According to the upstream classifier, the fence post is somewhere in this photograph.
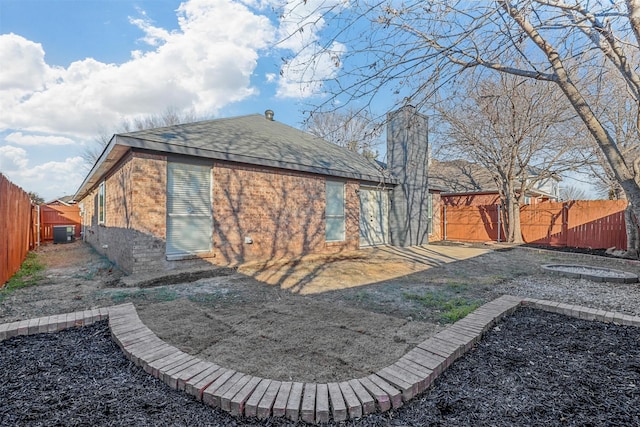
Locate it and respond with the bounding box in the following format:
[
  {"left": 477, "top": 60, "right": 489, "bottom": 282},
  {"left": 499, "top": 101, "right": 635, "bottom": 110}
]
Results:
[
  {"left": 36, "top": 204, "right": 41, "bottom": 247},
  {"left": 443, "top": 205, "right": 447, "bottom": 241},
  {"left": 497, "top": 204, "right": 501, "bottom": 243}
]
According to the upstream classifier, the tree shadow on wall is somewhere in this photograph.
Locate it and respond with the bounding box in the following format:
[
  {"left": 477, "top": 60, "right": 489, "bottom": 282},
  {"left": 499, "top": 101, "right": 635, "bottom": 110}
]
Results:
[{"left": 213, "top": 167, "right": 361, "bottom": 293}]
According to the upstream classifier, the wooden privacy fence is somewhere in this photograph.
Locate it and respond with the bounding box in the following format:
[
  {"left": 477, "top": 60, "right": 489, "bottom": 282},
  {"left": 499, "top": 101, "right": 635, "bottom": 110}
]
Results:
[
  {"left": 0, "top": 174, "right": 36, "bottom": 287},
  {"left": 442, "top": 200, "right": 629, "bottom": 249},
  {"left": 40, "top": 204, "right": 81, "bottom": 242}
]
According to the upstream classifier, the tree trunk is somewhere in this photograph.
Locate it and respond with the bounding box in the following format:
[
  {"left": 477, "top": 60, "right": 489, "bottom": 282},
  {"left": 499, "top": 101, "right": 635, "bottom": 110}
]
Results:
[
  {"left": 510, "top": 201, "right": 523, "bottom": 244},
  {"left": 625, "top": 204, "right": 640, "bottom": 257},
  {"left": 507, "top": 197, "right": 515, "bottom": 242},
  {"left": 502, "top": 193, "right": 523, "bottom": 243},
  {"left": 502, "top": 1, "right": 640, "bottom": 251}
]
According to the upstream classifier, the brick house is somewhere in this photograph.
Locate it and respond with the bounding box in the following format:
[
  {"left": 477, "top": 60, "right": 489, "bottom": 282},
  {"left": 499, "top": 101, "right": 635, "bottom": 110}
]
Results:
[{"left": 74, "top": 107, "right": 432, "bottom": 274}]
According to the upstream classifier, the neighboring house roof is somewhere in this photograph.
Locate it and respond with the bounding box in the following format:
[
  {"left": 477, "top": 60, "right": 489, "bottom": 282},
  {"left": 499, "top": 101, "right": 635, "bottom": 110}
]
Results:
[
  {"left": 429, "top": 159, "right": 497, "bottom": 193},
  {"left": 430, "top": 160, "right": 562, "bottom": 192},
  {"left": 431, "top": 159, "right": 562, "bottom": 203},
  {"left": 45, "top": 196, "right": 75, "bottom": 206},
  {"left": 75, "top": 114, "right": 394, "bottom": 200}
]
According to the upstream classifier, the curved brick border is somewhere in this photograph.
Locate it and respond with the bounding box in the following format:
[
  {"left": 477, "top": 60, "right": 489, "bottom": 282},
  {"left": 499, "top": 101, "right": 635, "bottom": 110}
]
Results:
[
  {"left": 0, "top": 307, "right": 110, "bottom": 339},
  {"left": 109, "top": 295, "right": 526, "bottom": 423},
  {"left": 3, "top": 295, "right": 640, "bottom": 424},
  {"left": 541, "top": 264, "right": 639, "bottom": 283},
  {"left": 521, "top": 297, "right": 640, "bottom": 325}
]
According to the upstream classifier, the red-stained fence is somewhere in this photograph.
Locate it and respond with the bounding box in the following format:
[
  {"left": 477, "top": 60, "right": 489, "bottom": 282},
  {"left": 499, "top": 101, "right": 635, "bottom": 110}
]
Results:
[
  {"left": 40, "top": 204, "right": 81, "bottom": 242},
  {"left": 0, "top": 174, "right": 36, "bottom": 287},
  {"left": 442, "top": 200, "right": 629, "bottom": 249}
]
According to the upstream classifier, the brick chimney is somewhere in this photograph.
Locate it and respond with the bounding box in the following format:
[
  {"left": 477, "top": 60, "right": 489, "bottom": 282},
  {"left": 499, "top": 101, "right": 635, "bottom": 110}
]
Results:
[{"left": 387, "top": 105, "right": 430, "bottom": 247}]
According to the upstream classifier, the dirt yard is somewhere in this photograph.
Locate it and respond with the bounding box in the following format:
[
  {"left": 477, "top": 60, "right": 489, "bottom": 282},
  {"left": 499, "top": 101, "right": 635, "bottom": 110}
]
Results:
[{"left": 2, "top": 240, "right": 640, "bottom": 383}]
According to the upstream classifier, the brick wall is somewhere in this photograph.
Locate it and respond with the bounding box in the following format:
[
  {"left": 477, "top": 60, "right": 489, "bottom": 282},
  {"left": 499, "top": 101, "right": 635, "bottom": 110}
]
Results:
[
  {"left": 80, "top": 152, "right": 361, "bottom": 274},
  {"left": 81, "top": 151, "right": 177, "bottom": 274},
  {"left": 130, "top": 152, "right": 167, "bottom": 238},
  {"left": 212, "top": 162, "right": 359, "bottom": 264},
  {"left": 81, "top": 152, "right": 137, "bottom": 273}
]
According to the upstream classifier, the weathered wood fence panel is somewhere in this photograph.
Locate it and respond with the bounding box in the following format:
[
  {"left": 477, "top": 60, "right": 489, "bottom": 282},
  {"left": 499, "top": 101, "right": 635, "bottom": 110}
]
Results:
[
  {"left": 442, "top": 200, "right": 629, "bottom": 249},
  {"left": 565, "top": 201, "right": 627, "bottom": 249},
  {"left": 0, "top": 174, "right": 35, "bottom": 287},
  {"left": 40, "top": 204, "right": 81, "bottom": 242},
  {"left": 442, "top": 205, "right": 504, "bottom": 242},
  {"left": 520, "top": 202, "right": 567, "bottom": 246}
]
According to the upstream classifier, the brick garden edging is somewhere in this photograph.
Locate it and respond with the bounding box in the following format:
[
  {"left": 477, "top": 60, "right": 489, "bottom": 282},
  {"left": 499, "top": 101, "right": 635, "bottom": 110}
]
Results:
[
  {"left": 0, "top": 307, "right": 110, "bottom": 340},
  {"left": 3, "top": 295, "right": 640, "bottom": 424}
]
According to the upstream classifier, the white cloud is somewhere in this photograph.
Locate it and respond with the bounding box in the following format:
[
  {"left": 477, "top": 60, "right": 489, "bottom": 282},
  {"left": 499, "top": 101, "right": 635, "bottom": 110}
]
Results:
[
  {"left": 0, "top": 0, "right": 295, "bottom": 200},
  {"left": 0, "top": 152, "right": 85, "bottom": 200},
  {"left": 0, "top": 33, "right": 58, "bottom": 92},
  {"left": 237, "top": 0, "right": 282, "bottom": 9},
  {"left": 0, "top": 146, "right": 28, "bottom": 171},
  {"left": 274, "top": 0, "right": 347, "bottom": 99},
  {"left": 276, "top": 40, "right": 345, "bottom": 98},
  {"left": 0, "top": 0, "right": 277, "bottom": 139},
  {"left": 129, "top": 16, "right": 173, "bottom": 47},
  {"left": 6, "top": 132, "right": 75, "bottom": 146}
]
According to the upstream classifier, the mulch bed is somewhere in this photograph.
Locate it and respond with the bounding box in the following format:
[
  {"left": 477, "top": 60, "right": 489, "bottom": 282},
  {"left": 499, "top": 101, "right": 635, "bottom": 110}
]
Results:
[{"left": 1, "top": 308, "right": 639, "bottom": 426}]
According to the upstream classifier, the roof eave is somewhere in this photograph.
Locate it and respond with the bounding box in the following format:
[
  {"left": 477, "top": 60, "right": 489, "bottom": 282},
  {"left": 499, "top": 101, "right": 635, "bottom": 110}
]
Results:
[
  {"left": 73, "top": 135, "right": 130, "bottom": 201},
  {"left": 74, "top": 134, "right": 396, "bottom": 201},
  {"left": 115, "top": 135, "right": 397, "bottom": 185}
]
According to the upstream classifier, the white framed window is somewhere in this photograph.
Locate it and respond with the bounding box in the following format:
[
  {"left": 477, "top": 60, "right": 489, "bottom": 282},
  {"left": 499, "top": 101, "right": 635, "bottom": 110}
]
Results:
[
  {"left": 98, "top": 181, "right": 105, "bottom": 225},
  {"left": 326, "top": 180, "right": 345, "bottom": 242},
  {"left": 166, "top": 162, "right": 213, "bottom": 258}
]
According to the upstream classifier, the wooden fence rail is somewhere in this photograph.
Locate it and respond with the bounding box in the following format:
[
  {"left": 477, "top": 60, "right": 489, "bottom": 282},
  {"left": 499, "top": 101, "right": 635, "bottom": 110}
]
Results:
[
  {"left": 442, "top": 200, "right": 629, "bottom": 249},
  {"left": 0, "top": 174, "right": 35, "bottom": 287}
]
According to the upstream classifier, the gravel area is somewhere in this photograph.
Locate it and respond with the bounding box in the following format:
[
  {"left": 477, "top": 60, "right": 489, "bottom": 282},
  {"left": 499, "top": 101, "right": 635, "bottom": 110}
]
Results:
[
  {"left": 495, "top": 274, "right": 640, "bottom": 316},
  {"left": 2, "top": 307, "right": 639, "bottom": 426},
  {"left": 544, "top": 264, "right": 632, "bottom": 278}
]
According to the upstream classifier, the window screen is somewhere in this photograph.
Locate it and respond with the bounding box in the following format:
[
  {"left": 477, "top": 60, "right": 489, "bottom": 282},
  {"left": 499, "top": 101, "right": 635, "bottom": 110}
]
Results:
[
  {"left": 98, "top": 182, "right": 105, "bottom": 225},
  {"left": 166, "top": 162, "right": 212, "bottom": 256},
  {"left": 326, "top": 180, "right": 345, "bottom": 241}
]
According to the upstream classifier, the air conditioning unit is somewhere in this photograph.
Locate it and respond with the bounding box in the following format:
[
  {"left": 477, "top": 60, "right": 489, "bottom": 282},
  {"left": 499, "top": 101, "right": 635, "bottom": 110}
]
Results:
[{"left": 53, "top": 225, "right": 75, "bottom": 244}]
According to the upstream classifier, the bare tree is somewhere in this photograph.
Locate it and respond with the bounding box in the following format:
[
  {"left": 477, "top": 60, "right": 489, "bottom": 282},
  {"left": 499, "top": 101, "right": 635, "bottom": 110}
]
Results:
[
  {"left": 282, "top": 0, "right": 640, "bottom": 255},
  {"left": 27, "top": 191, "right": 44, "bottom": 205},
  {"left": 305, "top": 108, "right": 382, "bottom": 160},
  {"left": 559, "top": 186, "right": 588, "bottom": 201},
  {"left": 83, "top": 107, "right": 202, "bottom": 167},
  {"left": 438, "top": 73, "right": 589, "bottom": 242}
]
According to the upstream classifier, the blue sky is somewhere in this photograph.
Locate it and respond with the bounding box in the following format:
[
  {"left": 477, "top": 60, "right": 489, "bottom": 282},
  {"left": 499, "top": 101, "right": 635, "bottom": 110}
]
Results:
[
  {"left": 0, "top": 0, "right": 347, "bottom": 200},
  {"left": 0, "top": 0, "right": 600, "bottom": 200}
]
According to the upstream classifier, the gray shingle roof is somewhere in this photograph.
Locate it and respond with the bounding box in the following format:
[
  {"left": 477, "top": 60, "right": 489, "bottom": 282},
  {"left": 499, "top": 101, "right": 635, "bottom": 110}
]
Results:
[
  {"left": 75, "top": 114, "right": 393, "bottom": 200},
  {"left": 429, "top": 159, "right": 497, "bottom": 193}
]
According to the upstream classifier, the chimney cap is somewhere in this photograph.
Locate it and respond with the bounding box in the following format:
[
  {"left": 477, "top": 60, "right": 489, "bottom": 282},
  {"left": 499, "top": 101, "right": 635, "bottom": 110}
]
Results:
[{"left": 264, "top": 109, "right": 275, "bottom": 121}]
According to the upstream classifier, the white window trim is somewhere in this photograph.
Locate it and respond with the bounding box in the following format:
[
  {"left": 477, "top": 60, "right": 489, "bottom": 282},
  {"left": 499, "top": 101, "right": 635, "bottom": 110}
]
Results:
[
  {"left": 98, "top": 181, "right": 105, "bottom": 225},
  {"left": 165, "top": 162, "right": 213, "bottom": 257},
  {"left": 326, "top": 180, "right": 346, "bottom": 242}
]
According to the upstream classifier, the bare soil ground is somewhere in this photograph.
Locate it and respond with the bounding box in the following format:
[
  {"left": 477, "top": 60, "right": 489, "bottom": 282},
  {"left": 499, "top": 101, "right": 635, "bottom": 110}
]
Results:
[
  {"left": 2, "top": 240, "right": 640, "bottom": 383},
  {"left": 3, "top": 308, "right": 638, "bottom": 426}
]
